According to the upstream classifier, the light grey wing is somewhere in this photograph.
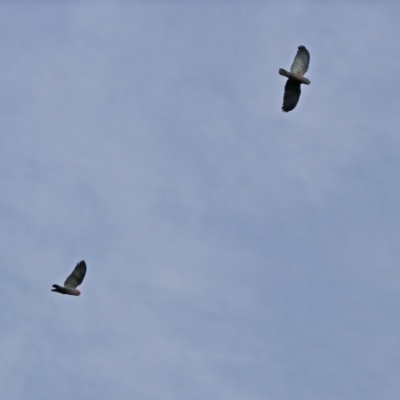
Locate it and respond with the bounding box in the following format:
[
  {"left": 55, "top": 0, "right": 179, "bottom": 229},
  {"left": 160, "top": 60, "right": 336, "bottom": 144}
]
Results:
[
  {"left": 282, "top": 79, "right": 301, "bottom": 112},
  {"left": 64, "top": 260, "right": 87, "bottom": 289},
  {"left": 290, "top": 45, "right": 310, "bottom": 76}
]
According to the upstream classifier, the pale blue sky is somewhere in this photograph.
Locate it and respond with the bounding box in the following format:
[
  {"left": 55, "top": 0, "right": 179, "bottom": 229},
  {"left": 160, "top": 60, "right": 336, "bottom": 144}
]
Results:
[{"left": 1, "top": 2, "right": 400, "bottom": 400}]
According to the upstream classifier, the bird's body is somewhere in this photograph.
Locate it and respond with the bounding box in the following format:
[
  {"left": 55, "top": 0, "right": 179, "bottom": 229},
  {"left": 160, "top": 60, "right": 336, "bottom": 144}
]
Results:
[
  {"left": 279, "top": 45, "right": 310, "bottom": 112},
  {"left": 52, "top": 260, "right": 87, "bottom": 296}
]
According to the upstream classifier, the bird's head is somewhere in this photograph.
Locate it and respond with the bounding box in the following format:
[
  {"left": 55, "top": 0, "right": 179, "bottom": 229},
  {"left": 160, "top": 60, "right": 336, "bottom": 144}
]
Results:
[
  {"left": 303, "top": 78, "right": 311, "bottom": 85},
  {"left": 75, "top": 290, "right": 81, "bottom": 296}
]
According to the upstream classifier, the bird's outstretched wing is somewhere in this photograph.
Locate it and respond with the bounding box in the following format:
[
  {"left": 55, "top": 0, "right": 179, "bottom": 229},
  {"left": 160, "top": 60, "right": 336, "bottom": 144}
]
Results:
[
  {"left": 282, "top": 79, "right": 301, "bottom": 112},
  {"left": 64, "top": 260, "right": 87, "bottom": 289},
  {"left": 290, "top": 45, "right": 310, "bottom": 76}
]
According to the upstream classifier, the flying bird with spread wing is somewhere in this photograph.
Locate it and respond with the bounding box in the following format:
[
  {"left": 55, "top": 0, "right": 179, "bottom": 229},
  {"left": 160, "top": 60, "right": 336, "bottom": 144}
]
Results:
[
  {"left": 52, "top": 260, "right": 87, "bottom": 296},
  {"left": 279, "top": 45, "right": 310, "bottom": 112}
]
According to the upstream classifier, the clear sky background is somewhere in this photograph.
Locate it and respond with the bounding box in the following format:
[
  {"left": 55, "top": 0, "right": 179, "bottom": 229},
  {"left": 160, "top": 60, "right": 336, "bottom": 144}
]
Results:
[{"left": 1, "top": 2, "right": 400, "bottom": 400}]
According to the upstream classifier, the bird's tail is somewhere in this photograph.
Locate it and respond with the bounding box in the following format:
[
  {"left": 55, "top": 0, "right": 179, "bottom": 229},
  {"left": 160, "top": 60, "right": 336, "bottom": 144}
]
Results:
[
  {"left": 279, "top": 68, "right": 291, "bottom": 78},
  {"left": 51, "top": 284, "right": 62, "bottom": 292}
]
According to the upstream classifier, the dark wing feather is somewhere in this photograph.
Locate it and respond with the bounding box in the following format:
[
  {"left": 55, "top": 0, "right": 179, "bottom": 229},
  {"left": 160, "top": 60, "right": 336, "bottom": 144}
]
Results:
[
  {"left": 64, "top": 260, "right": 87, "bottom": 289},
  {"left": 282, "top": 79, "right": 301, "bottom": 112},
  {"left": 290, "top": 45, "right": 310, "bottom": 76}
]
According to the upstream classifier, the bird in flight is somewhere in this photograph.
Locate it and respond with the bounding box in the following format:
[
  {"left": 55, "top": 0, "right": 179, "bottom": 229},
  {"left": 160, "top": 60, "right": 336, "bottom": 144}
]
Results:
[
  {"left": 52, "top": 260, "right": 87, "bottom": 296},
  {"left": 279, "top": 45, "right": 310, "bottom": 112}
]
